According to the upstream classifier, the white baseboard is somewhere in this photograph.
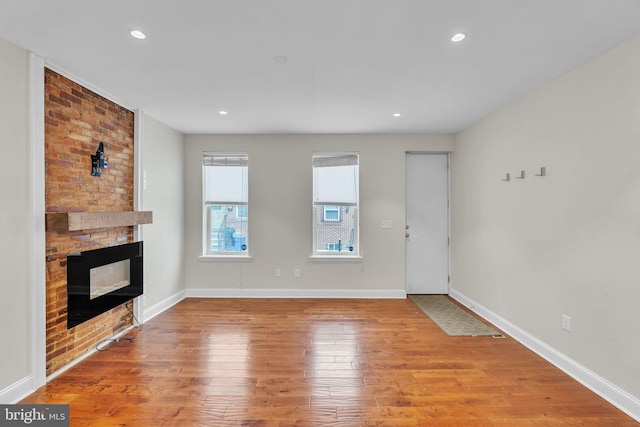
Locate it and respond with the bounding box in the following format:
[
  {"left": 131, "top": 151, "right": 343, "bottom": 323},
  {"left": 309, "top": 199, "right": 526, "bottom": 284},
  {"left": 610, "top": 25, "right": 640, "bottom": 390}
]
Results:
[
  {"left": 142, "top": 289, "right": 186, "bottom": 323},
  {"left": 185, "top": 288, "right": 406, "bottom": 299},
  {"left": 1, "top": 375, "right": 33, "bottom": 404},
  {"left": 449, "top": 288, "right": 640, "bottom": 423}
]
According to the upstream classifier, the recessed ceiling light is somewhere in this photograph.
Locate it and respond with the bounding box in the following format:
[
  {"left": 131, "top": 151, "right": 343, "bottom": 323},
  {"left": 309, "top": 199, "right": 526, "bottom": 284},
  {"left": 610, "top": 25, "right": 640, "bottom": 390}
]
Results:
[
  {"left": 219, "top": 111, "right": 228, "bottom": 115},
  {"left": 273, "top": 56, "right": 288, "bottom": 65},
  {"left": 451, "top": 33, "right": 466, "bottom": 42},
  {"left": 130, "top": 30, "right": 146, "bottom": 40},
  {"left": 393, "top": 113, "right": 402, "bottom": 117}
]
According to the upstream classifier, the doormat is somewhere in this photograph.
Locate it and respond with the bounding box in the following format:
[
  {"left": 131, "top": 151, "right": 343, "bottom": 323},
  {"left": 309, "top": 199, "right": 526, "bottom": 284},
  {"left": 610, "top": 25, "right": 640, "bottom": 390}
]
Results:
[{"left": 409, "top": 294, "right": 502, "bottom": 337}]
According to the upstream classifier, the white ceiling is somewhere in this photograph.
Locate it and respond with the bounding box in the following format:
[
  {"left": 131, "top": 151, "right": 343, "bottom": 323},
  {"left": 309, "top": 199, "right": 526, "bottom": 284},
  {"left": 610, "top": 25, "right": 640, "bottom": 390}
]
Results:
[{"left": 1, "top": 0, "right": 640, "bottom": 134}]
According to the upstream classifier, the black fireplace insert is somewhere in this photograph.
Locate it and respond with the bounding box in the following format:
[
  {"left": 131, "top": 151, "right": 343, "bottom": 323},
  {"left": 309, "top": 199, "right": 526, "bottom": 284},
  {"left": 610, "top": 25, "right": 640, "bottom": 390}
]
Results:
[{"left": 67, "top": 241, "right": 143, "bottom": 328}]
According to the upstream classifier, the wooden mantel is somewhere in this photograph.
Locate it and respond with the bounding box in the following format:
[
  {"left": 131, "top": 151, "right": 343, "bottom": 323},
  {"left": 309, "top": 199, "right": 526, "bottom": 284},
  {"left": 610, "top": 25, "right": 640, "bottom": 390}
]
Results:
[{"left": 46, "top": 211, "right": 153, "bottom": 232}]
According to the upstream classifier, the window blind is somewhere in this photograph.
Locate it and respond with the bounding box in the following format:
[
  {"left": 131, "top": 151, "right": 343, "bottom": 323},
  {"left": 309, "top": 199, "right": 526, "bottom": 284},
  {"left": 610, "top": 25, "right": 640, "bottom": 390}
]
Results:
[
  {"left": 203, "top": 153, "right": 248, "bottom": 203},
  {"left": 313, "top": 153, "right": 358, "bottom": 205}
]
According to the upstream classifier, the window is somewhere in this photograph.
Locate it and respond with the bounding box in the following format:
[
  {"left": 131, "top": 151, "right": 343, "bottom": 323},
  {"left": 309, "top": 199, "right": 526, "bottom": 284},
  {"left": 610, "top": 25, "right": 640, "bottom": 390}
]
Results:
[
  {"left": 202, "top": 153, "right": 249, "bottom": 255},
  {"left": 312, "top": 153, "right": 359, "bottom": 256},
  {"left": 323, "top": 206, "right": 341, "bottom": 222},
  {"left": 236, "top": 205, "right": 248, "bottom": 221}
]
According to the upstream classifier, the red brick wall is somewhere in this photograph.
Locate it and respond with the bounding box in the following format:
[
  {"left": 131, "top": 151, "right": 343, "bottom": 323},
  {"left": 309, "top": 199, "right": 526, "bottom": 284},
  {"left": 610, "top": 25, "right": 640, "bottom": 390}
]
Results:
[{"left": 45, "top": 68, "right": 135, "bottom": 375}]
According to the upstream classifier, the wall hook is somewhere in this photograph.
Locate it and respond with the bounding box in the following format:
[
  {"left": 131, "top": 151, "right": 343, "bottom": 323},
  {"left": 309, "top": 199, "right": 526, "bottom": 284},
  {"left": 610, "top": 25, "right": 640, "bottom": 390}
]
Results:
[
  {"left": 535, "top": 166, "right": 546, "bottom": 177},
  {"left": 502, "top": 173, "right": 511, "bottom": 182},
  {"left": 516, "top": 170, "right": 526, "bottom": 179}
]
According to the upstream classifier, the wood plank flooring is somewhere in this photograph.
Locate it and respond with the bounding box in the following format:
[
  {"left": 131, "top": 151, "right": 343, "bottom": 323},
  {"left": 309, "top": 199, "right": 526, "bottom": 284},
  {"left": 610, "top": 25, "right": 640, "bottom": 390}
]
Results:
[{"left": 21, "top": 298, "right": 638, "bottom": 426}]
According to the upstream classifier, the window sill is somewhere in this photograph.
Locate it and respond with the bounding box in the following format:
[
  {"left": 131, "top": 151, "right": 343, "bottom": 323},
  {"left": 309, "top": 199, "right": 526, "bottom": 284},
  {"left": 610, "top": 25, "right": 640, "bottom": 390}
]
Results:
[
  {"left": 309, "top": 255, "right": 363, "bottom": 262},
  {"left": 198, "top": 255, "right": 252, "bottom": 262}
]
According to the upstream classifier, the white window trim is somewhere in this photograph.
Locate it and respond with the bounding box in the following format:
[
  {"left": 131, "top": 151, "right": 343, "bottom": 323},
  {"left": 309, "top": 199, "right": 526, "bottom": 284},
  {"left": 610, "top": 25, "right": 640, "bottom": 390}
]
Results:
[
  {"left": 312, "top": 152, "right": 360, "bottom": 258},
  {"left": 202, "top": 152, "right": 249, "bottom": 257},
  {"left": 309, "top": 254, "right": 363, "bottom": 262},
  {"left": 198, "top": 255, "right": 252, "bottom": 262}
]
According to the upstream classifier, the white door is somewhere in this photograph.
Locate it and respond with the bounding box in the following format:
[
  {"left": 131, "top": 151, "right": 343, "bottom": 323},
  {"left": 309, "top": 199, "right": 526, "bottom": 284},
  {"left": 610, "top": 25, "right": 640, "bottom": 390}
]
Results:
[{"left": 406, "top": 153, "right": 449, "bottom": 294}]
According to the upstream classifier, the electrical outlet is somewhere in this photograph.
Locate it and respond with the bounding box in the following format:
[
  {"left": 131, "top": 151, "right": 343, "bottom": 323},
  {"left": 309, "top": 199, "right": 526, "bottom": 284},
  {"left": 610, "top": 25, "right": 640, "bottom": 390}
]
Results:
[
  {"left": 294, "top": 269, "right": 301, "bottom": 277},
  {"left": 275, "top": 268, "right": 281, "bottom": 277},
  {"left": 562, "top": 314, "right": 571, "bottom": 332}
]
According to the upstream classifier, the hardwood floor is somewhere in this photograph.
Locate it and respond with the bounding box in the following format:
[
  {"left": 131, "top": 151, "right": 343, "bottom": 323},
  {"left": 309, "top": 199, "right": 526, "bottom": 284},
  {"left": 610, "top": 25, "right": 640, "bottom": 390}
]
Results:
[{"left": 21, "top": 298, "right": 638, "bottom": 426}]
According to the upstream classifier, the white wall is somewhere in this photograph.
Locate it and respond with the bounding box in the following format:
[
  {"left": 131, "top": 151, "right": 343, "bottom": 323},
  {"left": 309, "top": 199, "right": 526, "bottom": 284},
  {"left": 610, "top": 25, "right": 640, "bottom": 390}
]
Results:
[
  {"left": 451, "top": 34, "right": 640, "bottom": 399},
  {"left": 184, "top": 134, "right": 453, "bottom": 295},
  {"left": 0, "top": 36, "right": 188, "bottom": 399},
  {"left": 141, "top": 115, "right": 185, "bottom": 311},
  {"left": 0, "top": 38, "right": 32, "bottom": 396}
]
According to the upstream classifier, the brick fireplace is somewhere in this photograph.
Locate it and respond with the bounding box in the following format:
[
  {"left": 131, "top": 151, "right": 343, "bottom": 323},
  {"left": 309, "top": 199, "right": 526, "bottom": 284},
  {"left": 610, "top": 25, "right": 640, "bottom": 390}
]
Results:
[{"left": 45, "top": 68, "right": 135, "bottom": 375}]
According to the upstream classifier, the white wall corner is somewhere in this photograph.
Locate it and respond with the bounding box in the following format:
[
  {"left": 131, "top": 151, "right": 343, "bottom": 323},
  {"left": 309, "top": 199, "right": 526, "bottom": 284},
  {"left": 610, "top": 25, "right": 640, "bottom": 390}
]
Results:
[
  {"left": 133, "top": 109, "right": 144, "bottom": 324},
  {"left": 29, "top": 52, "right": 47, "bottom": 391},
  {"left": 449, "top": 288, "right": 640, "bottom": 423},
  {"left": 142, "top": 289, "right": 187, "bottom": 323}
]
